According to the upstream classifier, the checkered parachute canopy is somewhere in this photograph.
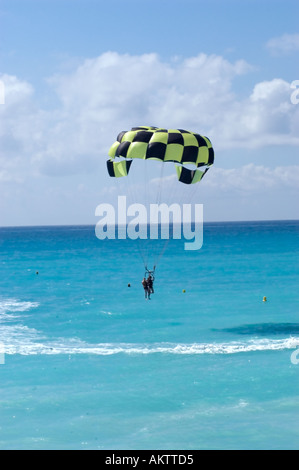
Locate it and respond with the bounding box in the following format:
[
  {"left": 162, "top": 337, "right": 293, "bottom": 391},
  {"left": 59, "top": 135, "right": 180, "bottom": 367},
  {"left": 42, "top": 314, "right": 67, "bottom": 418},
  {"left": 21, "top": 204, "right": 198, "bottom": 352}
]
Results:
[{"left": 107, "top": 126, "right": 214, "bottom": 184}]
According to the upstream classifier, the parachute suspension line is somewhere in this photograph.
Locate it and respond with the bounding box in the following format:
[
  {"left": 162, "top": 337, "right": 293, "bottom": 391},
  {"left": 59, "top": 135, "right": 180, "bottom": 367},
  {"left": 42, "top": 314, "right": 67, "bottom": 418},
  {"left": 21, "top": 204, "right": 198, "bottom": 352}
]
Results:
[
  {"left": 137, "top": 158, "right": 152, "bottom": 270},
  {"left": 123, "top": 161, "right": 148, "bottom": 269},
  {"left": 143, "top": 157, "right": 150, "bottom": 269},
  {"left": 150, "top": 160, "right": 166, "bottom": 270},
  {"left": 183, "top": 172, "right": 204, "bottom": 229},
  {"left": 152, "top": 162, "right": 178, "bottom": 270},
  {"left": 153, "top": 161, "right": 179, "bottom": 270},
  {"left": 156, "top": 159, "right": 166, "bottom": 206},
  {"left": 153, "top": 163, "right": 200, "bottom": 269},
  {"left": 145, "top": 265, "right": 156, "bottom": 280},
  {"left": 106, "top": 126, "right": 215, "bottom": 274},
  {"left": 187, "top": 171, "right": 202, "bottom": 205},
  {"left": 154, "top": 237, "right": 170, "bottom": 269},
  {"left": 116, "top": 168, "right": 147, "bottom": 274}
]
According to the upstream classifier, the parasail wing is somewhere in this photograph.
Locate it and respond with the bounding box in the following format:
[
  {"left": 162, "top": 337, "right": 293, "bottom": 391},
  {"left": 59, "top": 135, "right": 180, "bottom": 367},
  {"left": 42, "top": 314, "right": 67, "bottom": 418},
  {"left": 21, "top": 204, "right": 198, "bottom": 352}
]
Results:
[{"left": 107, "top": 126, "right": 214, "bottom": 184}]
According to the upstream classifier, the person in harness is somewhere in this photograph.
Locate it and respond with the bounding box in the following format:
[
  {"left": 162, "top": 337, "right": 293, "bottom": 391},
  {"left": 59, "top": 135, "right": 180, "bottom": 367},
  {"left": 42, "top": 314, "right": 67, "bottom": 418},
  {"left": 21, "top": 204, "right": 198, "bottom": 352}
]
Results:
[
  {"left": 142, "top": 267, "right": 155, "bottom": 300},
  {"left": 147, "top": 274, "right": 154, "bottom": 295},
  {"left": 142, "top": 277, "right": 150, "bottom": 300}
]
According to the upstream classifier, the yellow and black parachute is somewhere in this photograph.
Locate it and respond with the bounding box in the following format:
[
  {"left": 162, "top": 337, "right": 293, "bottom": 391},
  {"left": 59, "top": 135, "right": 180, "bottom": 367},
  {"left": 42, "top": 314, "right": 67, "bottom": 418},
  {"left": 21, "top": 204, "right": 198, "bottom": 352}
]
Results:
[{"left": 107, "top": 126, "right": 214, "bottom": 184}]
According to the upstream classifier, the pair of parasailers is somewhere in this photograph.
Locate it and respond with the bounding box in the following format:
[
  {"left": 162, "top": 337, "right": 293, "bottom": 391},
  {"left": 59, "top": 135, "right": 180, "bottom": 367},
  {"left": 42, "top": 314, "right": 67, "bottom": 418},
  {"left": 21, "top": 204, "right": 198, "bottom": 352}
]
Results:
[{"left": 142, "top": 274, "right": 154, "bottom": 300}]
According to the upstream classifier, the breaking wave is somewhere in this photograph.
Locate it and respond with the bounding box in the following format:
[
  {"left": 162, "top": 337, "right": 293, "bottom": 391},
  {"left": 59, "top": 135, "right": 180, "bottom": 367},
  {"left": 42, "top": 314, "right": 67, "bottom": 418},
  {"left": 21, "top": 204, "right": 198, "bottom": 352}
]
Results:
[
  {"left": 0, "top": 298, "right": 39, "bottom": 319},
  {"left": 2, "top": 337, "right": 299, "bottom": 357},
  {"left": 1, "top": 298, "right": 299, "bottom": 357}
]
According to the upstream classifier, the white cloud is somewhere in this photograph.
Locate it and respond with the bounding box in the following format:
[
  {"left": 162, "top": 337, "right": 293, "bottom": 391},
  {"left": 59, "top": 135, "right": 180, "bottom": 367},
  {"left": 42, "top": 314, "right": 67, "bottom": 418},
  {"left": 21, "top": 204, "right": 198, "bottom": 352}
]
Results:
[
  {"left": 266, "top": 33, "right": 299, "bottom": 55},
  {"left": 41, "top": 51, "right": 255, "bottom": 172},
  {"left": 0, "top": 74, "right": 34, "bottom": 104},
  {"left": 203, "top": 164, "right": 299, "bottom": 192},
  {"left": 0, "top": 74, "right": 44, "bottom": 184},
  {"left": 203, "top": 164, "right": 299, "bottom": 221},
  {"left": 1, "top": 52, "right": 299, "bottom": 185},
  {"left": 130, "top": 164, "right": 299, "bottom": 221},
  {"left": 146, "top": 164, "right": 299, "bottom": 198},
  {"left": 220, "top": 78, "right": 299, "bottom": 147}
]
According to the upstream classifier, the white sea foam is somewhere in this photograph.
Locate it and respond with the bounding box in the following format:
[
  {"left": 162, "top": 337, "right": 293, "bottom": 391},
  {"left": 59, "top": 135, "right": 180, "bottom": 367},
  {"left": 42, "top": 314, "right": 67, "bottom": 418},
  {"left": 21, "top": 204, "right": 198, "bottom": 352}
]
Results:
[
  {"left": 1, "top": 298, "right": 298, "bottom": 357},
  {"left": 2, "top": 336, "right": 299, "bottom": 357},
  {"left": 100, "top": 310, "right": 114, "bottom": 316},
  {"left": 0, "top": 298, "right": 39, "bottom": 319}
]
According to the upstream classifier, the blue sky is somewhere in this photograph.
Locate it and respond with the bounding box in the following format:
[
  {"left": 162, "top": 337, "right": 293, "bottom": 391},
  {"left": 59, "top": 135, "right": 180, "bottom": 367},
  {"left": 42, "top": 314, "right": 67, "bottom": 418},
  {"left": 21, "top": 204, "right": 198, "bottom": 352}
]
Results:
[
  {"left": 2, "top": 0, "right": 299, "bottom": 86},
  {"left": 0, "top": 0, "right": 299, "bottom": 225}
]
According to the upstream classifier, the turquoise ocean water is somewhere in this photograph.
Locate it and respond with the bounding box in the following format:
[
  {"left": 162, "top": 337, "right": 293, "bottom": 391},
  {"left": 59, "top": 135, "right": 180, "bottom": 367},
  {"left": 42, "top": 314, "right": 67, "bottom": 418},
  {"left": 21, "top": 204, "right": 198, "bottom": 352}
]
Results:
[{"left": 0, "top": 221, "right": 298, "bottom": 450}]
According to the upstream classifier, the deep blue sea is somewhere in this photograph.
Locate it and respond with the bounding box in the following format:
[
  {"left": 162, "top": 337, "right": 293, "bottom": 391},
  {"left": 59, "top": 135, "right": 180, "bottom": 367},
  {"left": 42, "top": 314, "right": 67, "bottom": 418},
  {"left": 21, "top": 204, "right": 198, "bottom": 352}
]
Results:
[{"left": 0, "top": 221, "right": 298, "bottom": 450}]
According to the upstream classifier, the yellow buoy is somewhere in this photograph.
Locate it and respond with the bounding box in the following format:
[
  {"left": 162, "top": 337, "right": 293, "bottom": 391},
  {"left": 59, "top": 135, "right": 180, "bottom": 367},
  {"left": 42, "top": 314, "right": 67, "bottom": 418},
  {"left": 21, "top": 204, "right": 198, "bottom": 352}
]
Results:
[{"left": 263, "top": 296, "right": 267, "bottom": 302}]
